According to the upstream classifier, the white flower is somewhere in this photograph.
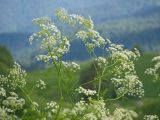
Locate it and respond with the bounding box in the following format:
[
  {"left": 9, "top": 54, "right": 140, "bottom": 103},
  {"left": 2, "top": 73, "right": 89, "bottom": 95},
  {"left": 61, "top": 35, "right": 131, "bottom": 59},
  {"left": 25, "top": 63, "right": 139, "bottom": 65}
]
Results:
[
  {"left": 145, "top": 56, "right": 160, "bottom": 81},
  {"left": 0, "top": 75, "right": 8, "bottom": 87},
  {"left": 1, "top": 62, "right": 27, "bottom": 90},
  {"left": 74, "top": 100, "right": 87, "bottom": 114},
  {"left": 29, "top": 16, "right": 70, "bottom": 63},
  {"left": 62, "top": 61, "right": 80, "bottom": 72},
  {"left": 112, "top": 108, "right": 138, "bottom": 120},
  {"left": 77, "top": 29, "right": 108, "bottom": 50},
  {"left": 83, "top": 113, "right": 97, "bottom": 120},
  {"left": 152, "top": 56, "right": 160, "bottom": 62},
  {"left": 9, "top": 62, "right": 26, "bottom": 89},
  {"left": 45, "top": 101, "right": 58, "bottom": 114},
  {"left": 144, "top": 115, "right": 159, "bottom": 120},
  {"left": 95, "top": 57, "right": 107, "bottom": 68},
  {"left": 36, "top": 79, "right": 46, "bottom": 90},
  {"left": 2, "top": 92, "right": 25, "bottom": 110},
  {"left": 111, "top": 73, "right": 144, "bottom": 98},
  {"left": 0, "top": 87, "right": 6, "bottom": 97},
  {"left": 0, "top": 106, "right": 12, "bottom": 119},
  {"left": 76, "top": 87, "right": 97, "bottom": 96},
  {"left": 55, "top": 8, "right": 94, "bottom": 29}
]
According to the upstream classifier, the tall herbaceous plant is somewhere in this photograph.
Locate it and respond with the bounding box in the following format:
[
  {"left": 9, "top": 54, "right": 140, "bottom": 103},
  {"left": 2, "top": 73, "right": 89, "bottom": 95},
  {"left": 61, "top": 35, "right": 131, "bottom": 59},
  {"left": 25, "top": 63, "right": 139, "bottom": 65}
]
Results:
[{"left": 0, "top": 8, "right": 159, "bottom": 120}]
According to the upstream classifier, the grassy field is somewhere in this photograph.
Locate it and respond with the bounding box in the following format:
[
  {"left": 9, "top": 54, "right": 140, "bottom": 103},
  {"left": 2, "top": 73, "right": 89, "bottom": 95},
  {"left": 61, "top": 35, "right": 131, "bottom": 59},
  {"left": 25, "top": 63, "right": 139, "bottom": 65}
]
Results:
[{"left": 23, "top": 53, "right": 160, "bottom": 119}]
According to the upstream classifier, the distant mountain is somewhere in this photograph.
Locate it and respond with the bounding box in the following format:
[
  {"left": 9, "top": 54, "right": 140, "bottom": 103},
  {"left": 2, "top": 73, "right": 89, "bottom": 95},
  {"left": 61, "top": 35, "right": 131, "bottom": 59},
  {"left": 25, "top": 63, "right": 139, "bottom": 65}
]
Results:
[
  {"left": 0, "top": 0, "right": 159, "bottom": 33},
  {"left": 0, "top": 0, "right": 160, "bottom": 69},
  {"left": 97, "top": 6, "right": 160, "bottom": 50},
  {"left": 0, "top": 26, "right": 159, "bottom": 70},
  {"left": 0, "top": 33, "right": 30, "bottom": 50}
]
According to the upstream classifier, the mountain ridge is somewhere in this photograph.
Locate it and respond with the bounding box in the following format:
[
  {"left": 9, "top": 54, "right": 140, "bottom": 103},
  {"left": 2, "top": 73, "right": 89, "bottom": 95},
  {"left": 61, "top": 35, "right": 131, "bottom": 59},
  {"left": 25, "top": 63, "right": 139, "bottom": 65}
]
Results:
[
  {"left": 0, "top": 0, "right": 158, "bottom": 33},
  {"left": 0, "top": 0, "right": 160, "bottom": 68}
]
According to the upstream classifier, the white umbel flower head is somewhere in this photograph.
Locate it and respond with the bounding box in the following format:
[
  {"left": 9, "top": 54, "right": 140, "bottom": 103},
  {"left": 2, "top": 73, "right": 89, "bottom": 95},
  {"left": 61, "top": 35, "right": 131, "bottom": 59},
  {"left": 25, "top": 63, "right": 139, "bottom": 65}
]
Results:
[
  {"left": 76, "top": 86, "right": 97, "bottom": 96},
  {"left": 62, "top": 61, "right": 80, "bottom": 72},
  {"left": 144, "top": 115, "right": 159, "bottom": 120},
  {"left": 145, "top": 56, "right": 160, "bottom": 81},
  {"left": 36, "top": 79, "right": 46, "bottom": 90},
  {"left": 0, "top": 87, "right": 6, "bottom": 97}
]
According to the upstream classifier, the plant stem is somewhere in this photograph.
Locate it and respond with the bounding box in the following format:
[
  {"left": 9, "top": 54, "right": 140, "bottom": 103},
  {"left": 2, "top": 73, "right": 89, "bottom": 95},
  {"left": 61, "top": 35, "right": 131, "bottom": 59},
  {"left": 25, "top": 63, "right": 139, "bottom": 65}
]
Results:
[
  {"left": 97, "top": 63, "right": 107, "bottom": 99},
  {"left": 19, "top": 87, "right": 39, "bottom": 113},
  {"left": 54, "top": 97, "right": 63, "bottom": 120},
  {"left": 57, "top": 60, "right": 63, "bottom": 99},
  {"left": 106, "top": 90, "right": 129, "bottom": 101}
]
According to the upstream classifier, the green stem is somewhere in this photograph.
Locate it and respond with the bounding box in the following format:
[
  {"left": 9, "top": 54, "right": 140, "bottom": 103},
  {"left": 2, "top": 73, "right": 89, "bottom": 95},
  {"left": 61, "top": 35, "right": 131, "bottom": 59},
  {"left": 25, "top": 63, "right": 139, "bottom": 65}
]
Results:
[
  {"left": 47, "top": 45, "right": 63, "bottom": 98},
  {"left": 54, "top": 97, "right": 63, "bottom": 120},
  {"left": 106, "top": 90, "right": 129, "bottom": 101},
  {"left": 68, "top": 25, "right": 82, "bottom": 41},
  {"left": 19, "top": 87, "right": 39, "bottom": 113},
  {"left": 87, "top": 49, "right": 99, "bottom": 76},
  {"left": 97, "top": 63, "right": 107, "bottom": 99},
  {"left": 47, "top": 39, "right": 65, "bottom": 119},
  {"left": 80, "top": 79, "right": 99, "bottom": 86},
  {"left": 57, "top": 60, "right": 63, "bottom": 98},
  {"left": 47, "top": 46, "right": 58, "bottom": 71},
  {"left": 28, "top": 85, "right": 36, "bottom": 96}
]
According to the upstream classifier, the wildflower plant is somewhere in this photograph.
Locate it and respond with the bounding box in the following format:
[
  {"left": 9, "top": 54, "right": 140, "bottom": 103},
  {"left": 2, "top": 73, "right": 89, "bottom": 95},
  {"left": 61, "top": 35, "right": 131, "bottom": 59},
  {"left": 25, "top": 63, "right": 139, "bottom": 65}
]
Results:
[
  {"left": 145, "top": 56, "right": 160, "bottom": 82},
  {"left": 0, "top": 8, "right": 159, "bottom": 119},
  {"left": 144, "top": 115, "right": 159, "bottom": 120}
]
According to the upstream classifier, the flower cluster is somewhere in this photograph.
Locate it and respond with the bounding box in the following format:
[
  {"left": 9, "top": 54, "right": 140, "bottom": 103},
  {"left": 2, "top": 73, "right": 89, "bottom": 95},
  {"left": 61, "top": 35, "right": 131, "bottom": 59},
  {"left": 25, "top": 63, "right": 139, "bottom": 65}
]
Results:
[
  {"left": 43, "top": 99, "right": 108, "bottom": 120},
  {"left": 0, "top": 62, "right": 26, "bottom": 90},
  {"left": 29, "top": 16, "right": 70, "bottom": 63},
  {"left": 73, "top": 99, "right": 108, "bottom": 119},
  {"left": 0, "top": 88, "right": 25, "bottom": 120},
  {"left": 76, "top": 86, "right": 97, "bottom": 96},
  {"left": 42, "top": 88, "right": 110, "bottom": 120},
  {"left": 62, "top": 61, "right": 80, "bottom": 72},
  {"left": 144, "top": 115, "right": 159, "bottom": 120},
  {"left": 45, "top": 101, "right": 59, "bottom": 118},
  {"left": 59, "top": 98, "right": 109, "bottom": 120},
  {"left": 108, "top": 44, "right": 140, "bottom": 75},
  {"left": 109, "top": 44, "right": 140, "bottom": 61},
  {"left": 111, "top": 73, "right": 144, "bottom": 98},
  {"left": 55, "top": 8, "right": 110, "bottom": 51},
  {"left": 36, "top": 79, "right": 46, "bottom": 90},
  {"left": 42, "top": 88, "right": 139, "bottom": 120},
  {"left": 55, "top": 8, "right": 94, "bottom": 29},
  {"left": 104, "top": 43, "right": 144, "bottom": 98},
  {"left": 0, "top": 63, "right": 26, "bottom": 119},
  {"left": 0, "top": 106, "right": 12, "bottom": 120},
  {"left": 145, "top": 56, "right": 160, "bottom": 81},
  {"left": 95, "top": 57, "right": 107, "bottom": 68},
  {"left": 0, "top": 75, "right": 8, "bottom": 87},
  {"left": 105, "top": 45, "right": 143, "bottom": 98},
  {"left": 0, "top": 87, "right": 6, "bottom": 97},
  {"left": 103, "top": 108, "right": 138, "bottom": 120},
  {"left": 29, "top": 17, "right": 60, "bottom": 45},
  {"left": 2, "top": 92, "right": 25, "bottom": 110},
  {"left": 76, "top": 29, "right": 109, "bottom": 50}
]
